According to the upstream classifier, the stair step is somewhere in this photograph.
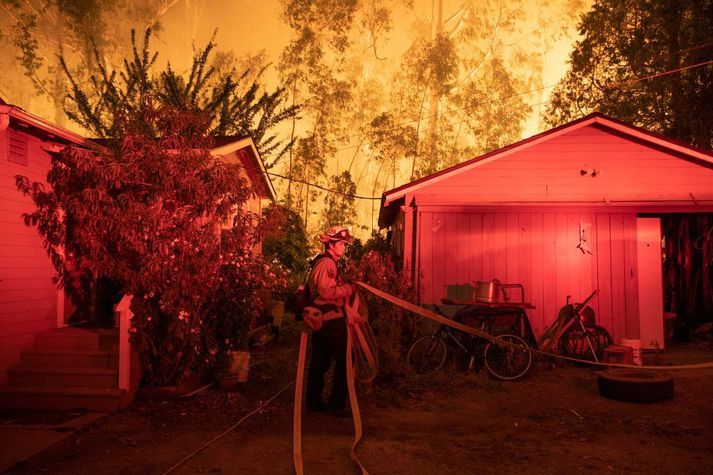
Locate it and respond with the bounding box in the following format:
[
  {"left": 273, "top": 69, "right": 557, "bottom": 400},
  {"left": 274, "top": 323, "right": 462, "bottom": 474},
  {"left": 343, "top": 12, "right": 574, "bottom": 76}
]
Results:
[
  {"left": 0, "top": 385, "right": 129, "bottom": 412},
  {"left": 34, "top": 327, "right": 118, "bottom": 350},
  {"left": 7, "top": 366, "right": 118, "bottom": 388},
  {"left": 21, "top": 347, "right": 118, "bottom": 368}
]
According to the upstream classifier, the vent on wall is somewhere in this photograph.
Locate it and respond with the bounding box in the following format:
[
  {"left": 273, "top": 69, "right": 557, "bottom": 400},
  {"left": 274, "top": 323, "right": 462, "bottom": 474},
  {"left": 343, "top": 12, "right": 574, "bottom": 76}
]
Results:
[{"left": 8, "top": 130, "right": 29, "bottom": 166}]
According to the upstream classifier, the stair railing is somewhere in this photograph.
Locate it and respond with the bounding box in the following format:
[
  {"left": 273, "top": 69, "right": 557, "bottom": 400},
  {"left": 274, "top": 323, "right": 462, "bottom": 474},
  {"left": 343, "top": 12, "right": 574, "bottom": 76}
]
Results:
[{"left": 115, "top": 295, "right": 133, "bottom": 390}]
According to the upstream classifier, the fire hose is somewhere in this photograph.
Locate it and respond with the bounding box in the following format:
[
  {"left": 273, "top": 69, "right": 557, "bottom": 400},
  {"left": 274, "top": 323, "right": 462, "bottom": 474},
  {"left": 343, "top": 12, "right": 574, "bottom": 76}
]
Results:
[{"left": 293, "top": 281, "right": 713, "bottom": 474}]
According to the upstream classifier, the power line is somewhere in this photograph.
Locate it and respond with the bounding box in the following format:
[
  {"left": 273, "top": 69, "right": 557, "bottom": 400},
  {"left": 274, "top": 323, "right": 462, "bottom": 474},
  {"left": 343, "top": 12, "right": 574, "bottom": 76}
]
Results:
[
  {"left": 330, "top": 55, "right": 713, "bottom": 152},
  {"left": 325, "top": 44, "right": 713, "bottom": 151},
  {"left": 609, "top": 59, "right": 713, "bottom": 89},
  {"left": 263, "top": 168, "right": 380, "bottom": 201},
  {"left": 259, "top": 57, "right": 713, "bottom": 201}
]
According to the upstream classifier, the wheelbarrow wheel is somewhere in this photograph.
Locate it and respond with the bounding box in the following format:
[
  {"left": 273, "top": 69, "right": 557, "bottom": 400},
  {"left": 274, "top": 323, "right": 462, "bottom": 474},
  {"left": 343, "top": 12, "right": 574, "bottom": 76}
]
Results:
[
  {"left": 407, "top": 335, "right": 447, "bottom": 375},
  {"left": 483, "top": 334, "right": 533, "bottom": 381}
]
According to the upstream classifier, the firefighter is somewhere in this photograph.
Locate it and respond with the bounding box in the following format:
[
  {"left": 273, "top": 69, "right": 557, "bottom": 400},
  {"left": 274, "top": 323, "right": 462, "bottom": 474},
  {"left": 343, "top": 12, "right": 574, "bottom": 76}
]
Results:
[{"left": 304, "top": 226, "right": 356, "bottom": 416}]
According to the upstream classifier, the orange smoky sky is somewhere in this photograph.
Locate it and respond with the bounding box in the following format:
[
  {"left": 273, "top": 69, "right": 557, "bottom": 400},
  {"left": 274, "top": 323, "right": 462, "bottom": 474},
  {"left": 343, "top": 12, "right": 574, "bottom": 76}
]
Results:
[
  {"left": 157, "top": 0, "right": 591, "bottom": 137},
  {"left": 129, "top": 0, "right": 594, "bottom": 235}
]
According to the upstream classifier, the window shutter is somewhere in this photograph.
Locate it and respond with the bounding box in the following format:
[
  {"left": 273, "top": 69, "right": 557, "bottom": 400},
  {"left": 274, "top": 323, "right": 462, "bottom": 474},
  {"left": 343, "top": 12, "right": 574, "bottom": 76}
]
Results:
[{"left": 8, "top": 130, "right": 28, "bottom": 166}]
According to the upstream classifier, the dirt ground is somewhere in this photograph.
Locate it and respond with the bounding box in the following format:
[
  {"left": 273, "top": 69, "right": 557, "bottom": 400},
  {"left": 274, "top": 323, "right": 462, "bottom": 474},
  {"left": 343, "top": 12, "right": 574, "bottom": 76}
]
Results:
[{"left": 7, "top": 320, "right": 713, "bottom": 475}]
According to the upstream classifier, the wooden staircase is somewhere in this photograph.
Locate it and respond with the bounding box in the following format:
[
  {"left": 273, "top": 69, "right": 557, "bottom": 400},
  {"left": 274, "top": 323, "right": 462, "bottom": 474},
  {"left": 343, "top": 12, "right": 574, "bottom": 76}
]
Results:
[{"left": 0, "top": 327, "right": 138, "bottom": 412}]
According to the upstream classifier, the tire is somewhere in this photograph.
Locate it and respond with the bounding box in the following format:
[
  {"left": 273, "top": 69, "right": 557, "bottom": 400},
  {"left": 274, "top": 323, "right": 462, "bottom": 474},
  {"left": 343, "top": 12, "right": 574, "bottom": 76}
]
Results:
[
  {"left": 407, "top": 335, "right": 447, "bottom": 375},
  {"left": 598, "top": 369, "right": 674, "bottom": 403},
  {"left": 483, "top": 334, "right": 533, "bottom": 381}
]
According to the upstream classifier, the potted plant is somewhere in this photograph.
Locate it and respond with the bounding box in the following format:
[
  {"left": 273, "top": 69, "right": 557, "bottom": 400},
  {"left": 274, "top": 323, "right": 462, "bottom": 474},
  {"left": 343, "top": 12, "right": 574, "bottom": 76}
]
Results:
[{"left": 205, "top": 228, "right": 288, "bottom": 389}]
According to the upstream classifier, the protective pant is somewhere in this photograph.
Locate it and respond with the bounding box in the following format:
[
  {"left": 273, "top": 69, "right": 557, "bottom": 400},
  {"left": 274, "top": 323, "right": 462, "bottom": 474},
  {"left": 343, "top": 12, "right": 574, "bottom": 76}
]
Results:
[{"left": 306, "top": 317, "right": 348, "bottom": 410}]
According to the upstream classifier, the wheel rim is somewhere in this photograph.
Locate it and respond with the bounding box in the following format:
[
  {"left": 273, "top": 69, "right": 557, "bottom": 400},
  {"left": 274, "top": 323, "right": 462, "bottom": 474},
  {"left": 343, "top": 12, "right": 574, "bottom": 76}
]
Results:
[
  {"left": 484, "top": 334, "right": 532, "bottom": 381},
  {"left": 408, "top": 336, "right": 446, "bottom": 375}
]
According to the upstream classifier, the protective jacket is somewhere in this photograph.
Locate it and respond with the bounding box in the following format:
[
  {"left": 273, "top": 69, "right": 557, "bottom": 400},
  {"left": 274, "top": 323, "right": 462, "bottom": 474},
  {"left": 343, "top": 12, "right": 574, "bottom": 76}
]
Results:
[{"left": 308, "top": 253, "right": 352, "bottom": 320}]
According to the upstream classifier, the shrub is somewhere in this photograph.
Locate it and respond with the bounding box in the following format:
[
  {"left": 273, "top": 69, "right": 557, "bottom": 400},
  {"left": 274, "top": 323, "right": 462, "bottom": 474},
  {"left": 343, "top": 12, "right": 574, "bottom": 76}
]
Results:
[
  {"left": 343, "top": 232, "right": 416, "bottom": 382},
  {"left": 17, "top": 101, "right": 287, "bottom": 385}
]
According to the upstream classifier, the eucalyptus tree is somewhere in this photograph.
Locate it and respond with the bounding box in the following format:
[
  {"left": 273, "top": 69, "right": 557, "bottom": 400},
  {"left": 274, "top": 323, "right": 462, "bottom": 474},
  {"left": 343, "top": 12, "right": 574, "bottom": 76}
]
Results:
[
  {"left": 319, "top": 170, "right": 359, "bottom": 231},
  {"left": 388, "top": 0, "right": 586, "bottom": 180},
  {"left": 0, "top": 0, "right": 177, "bottom": 125}
]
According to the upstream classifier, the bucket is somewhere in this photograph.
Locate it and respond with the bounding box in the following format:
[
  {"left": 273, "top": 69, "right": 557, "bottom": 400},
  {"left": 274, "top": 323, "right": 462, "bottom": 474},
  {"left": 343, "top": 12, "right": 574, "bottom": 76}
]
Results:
[
  {"left": 271, "top": 301, "right": 285, "bottom": 328},
  {"left": 228, "top": 350, "right": 251, "bottom": 382},
  {"left": 620, "top": 338, "right": 642, "bottom": 366}
]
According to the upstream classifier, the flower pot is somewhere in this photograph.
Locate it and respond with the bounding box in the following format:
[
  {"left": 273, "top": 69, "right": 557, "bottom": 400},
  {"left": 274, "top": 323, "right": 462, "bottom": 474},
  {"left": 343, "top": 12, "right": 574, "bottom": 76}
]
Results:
[
  {"left": 227, "top": 350, "right": 250, "bottom": 383},
  {"left": 270, "top": 300, "right": 285, "bottom": 329}
]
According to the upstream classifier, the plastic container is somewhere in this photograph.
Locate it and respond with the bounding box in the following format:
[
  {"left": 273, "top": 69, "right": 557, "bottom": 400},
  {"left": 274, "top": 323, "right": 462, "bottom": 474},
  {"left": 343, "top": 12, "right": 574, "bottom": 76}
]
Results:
[
  {"left": 620, "top": 338, "right": 642, "bottom": 366},
  {"left": 228, "top": 350, "right": 251, "bottom": 382}
]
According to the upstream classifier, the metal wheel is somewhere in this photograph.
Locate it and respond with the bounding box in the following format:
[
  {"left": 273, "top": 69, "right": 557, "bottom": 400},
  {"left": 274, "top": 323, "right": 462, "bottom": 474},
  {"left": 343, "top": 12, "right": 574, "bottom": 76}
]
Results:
[
  {"left": 407, "top": 335, "right": 447, "bottom": 375},
  {"left": 483, "top": 334, "right": 533, "bottom": 381}
]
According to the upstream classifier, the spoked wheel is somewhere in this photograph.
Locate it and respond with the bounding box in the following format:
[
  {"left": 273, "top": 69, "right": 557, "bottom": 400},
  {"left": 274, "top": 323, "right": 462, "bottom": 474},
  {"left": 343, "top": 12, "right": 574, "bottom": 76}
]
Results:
[
  {"left": 483, "top": 334, "right": 533, "bottom": 381},
  {"left": 407, "top": 335, "right": 447, "bottom": 375}
]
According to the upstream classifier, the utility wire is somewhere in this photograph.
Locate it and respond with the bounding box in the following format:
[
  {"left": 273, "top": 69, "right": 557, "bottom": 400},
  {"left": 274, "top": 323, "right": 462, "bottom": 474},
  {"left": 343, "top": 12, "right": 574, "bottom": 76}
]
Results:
[
  {"left": 608, "top": 59, "right": 713, "bottom": 89},
  {"left": 242, "top": 56, "right": 713, "bottom": 202},
  {"left": 263, "top": 168, "right": 381, "bottom": 201},
  {"left": 325, "top": 46, "right": 713, "bottom": 150},
  {"left": 225, "top": 56, "right": 713, "bottom": 202}
]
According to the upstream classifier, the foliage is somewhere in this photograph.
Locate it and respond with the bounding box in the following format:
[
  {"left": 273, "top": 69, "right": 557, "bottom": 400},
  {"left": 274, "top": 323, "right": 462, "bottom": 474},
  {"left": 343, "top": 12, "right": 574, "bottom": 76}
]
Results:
[
  {"left": 278, "top": 1, "right": 585, "bottom": 238},
  {"left": 343, "top": 231, "right": 415, "bottom": 381},
  {"left": 60, "top": 28, "right": 298, "bottom": 166},
  {"left": 16, "top": 100, "right": 287, "bottom": 385},
  {"left": 545, "top": 0, "right": 713, "bottom": 149},
  {"left": 319, "top": 171, "right": 358, "bottom": 231},
  {"left": 262, "top": 203, "right": 311, "bottom": 291},
  {"left": 0, "top": 0, "right": 168, "bottom": 125}
]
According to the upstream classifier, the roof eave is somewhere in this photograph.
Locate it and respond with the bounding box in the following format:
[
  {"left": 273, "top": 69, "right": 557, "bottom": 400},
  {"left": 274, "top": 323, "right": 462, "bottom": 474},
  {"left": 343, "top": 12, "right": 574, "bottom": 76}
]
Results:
[
  {"left": 0, "top": 105, "right": 106, "bottom": 152},
  {"left": 382, "top": 112, "right": 713, "bottom": 206},
  {"left": 211, "top": 137, "right": 277, "bottom": 202}
]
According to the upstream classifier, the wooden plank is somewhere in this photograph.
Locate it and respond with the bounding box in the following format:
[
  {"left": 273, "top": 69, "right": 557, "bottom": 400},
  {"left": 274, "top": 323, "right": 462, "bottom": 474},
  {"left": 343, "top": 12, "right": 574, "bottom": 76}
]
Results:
[
  {"left": 624, "top": 214, "right": 640, "bottom": 339},
  {"left": 542, "top": 213, "right": 558, "bottom": 329},
  {"left": 456, "top": 212, "right": 470, "bottom": 286},
  {"left": 0, "top": 278, "right": 56, "bottom": 292},
  {"left": 431, "top": 212, "right": 445, "bottom": 303},
  {"left": 555, "top": 212, "right": 569, "bottom": 315},
  {"left": 492, "top": 213, "right": 508, "bottom": 281},
  {"left": 0, "top": 255, "right": 55, "bottom": 268},
  {"left": 578, "top": 212, "right": 597, "bottom": 319},
  {"left": 418, "top": 212, "right": 433, "bottom": 303},
  {"left": 440, "top": 212, "right": 457, "bottom": 297},
  {"left": 595, "top": 214, "right": 613, "bottom": 335},
  {"left": 567, "top": 213, "right": 582, "bottom": 301},
  {"left": 506, "top": 213, "right": 519, "bottom": 283},
  {"left": 469, "top": 213, "right": 483, "bottom": 284},
  {"left": 482, "top": 213, "right": 494, "bottom": 280},
  {"left": 0, "top": 287, "right": 57, "bottom": 304},
  {"left": 530, "top": 212, "right": 545, "bottom": 335},
  {"left": 517, "top": 213, "right": 532, "bottom": 323},
  {"left": 445, "top": 166, "right": 707, "bottom": 182},
  {"left": 0, "top": 318, "right": 56, "bottom": 339},
  {"left": 0, "top": 305, "right": 56, "bottom": 324},
  {"left": 610, "top": 213, "right": 627, "bottom": 342},
  {"left": 0, "top": 299, "right": 56, "bottom": 316}
]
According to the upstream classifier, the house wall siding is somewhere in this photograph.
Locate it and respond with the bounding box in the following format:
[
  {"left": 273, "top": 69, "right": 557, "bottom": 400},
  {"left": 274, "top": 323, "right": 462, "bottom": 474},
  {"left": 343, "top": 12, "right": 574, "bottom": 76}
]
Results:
[
  {"left": 0, "top": 127, "right": 58, "bottom": 383},
  {"left": 417, "top": 209, "right": 640, "bottom": 344},
  {"left": 419, "top": 126, "right": 713, "bottom": 204}
]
